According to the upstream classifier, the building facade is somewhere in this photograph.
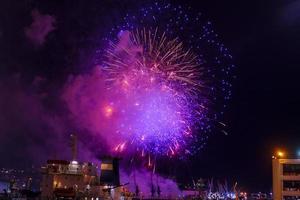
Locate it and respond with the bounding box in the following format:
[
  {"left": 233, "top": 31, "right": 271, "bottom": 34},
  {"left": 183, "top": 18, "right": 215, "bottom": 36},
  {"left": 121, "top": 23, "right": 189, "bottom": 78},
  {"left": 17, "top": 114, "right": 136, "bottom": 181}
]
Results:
[
  {"left": 272, "top": 158, "right": 300, "bottom": 200},
  {"left": 40, "top": 158, "right": 122, "bottom": 199}
]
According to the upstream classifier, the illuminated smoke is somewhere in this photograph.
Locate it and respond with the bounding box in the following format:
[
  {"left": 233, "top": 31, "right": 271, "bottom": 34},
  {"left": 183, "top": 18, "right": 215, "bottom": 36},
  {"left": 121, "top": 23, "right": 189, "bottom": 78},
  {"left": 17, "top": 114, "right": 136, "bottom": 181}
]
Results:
[{"left": 24, "top": 9, "right": 56, "bottom": 46}]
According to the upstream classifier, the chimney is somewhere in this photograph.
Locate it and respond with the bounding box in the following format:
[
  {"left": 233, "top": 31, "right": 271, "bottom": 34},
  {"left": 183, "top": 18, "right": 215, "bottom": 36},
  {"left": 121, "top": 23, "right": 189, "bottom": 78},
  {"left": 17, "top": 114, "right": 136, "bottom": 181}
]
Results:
[{"left": 70, "top": 134, "right": 77, "bottom": 161}]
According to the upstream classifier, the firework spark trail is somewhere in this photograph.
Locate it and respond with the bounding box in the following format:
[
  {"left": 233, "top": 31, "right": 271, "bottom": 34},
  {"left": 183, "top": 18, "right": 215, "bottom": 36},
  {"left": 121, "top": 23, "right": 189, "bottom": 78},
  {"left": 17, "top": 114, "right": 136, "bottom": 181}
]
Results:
[{"left": 104, "top": 28, "right": 202, "bottom": 91}]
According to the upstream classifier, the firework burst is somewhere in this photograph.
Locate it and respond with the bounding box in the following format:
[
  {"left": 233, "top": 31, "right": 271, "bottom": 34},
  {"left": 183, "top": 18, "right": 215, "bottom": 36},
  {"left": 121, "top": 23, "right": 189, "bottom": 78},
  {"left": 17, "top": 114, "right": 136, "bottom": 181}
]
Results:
[
  {"left": 84, "top": 2, "right": 234, "bottom": 158},
  {"left": 98, "top": 28, "right": 207, "bottom": 156},
  {"left": 61, "top": 3, "right": 234, "bottom": 158}
]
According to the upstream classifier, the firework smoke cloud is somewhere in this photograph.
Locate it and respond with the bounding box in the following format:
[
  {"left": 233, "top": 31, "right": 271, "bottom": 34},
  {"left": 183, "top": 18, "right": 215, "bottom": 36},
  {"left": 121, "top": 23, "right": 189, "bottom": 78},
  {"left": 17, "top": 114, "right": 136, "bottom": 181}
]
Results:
[{"left": 25, "top": 9, "right": 56, "bottom": 46}]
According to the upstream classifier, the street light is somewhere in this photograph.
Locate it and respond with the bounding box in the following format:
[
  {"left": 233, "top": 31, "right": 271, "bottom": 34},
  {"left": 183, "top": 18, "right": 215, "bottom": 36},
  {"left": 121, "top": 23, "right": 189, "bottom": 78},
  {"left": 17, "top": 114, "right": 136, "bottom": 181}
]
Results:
[{"left": 277, "top": 151, "right": 284, "bottom": 158}]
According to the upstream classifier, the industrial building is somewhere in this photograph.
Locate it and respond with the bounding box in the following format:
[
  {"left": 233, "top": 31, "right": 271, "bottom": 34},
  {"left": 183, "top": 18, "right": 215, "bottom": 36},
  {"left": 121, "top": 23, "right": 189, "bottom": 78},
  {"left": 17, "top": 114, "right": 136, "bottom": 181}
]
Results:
[
  {"left": 272, "top": 153, "right": 300, "bottom": 200},
  {"left": 40, "top": 135, "right": 123, "bottom": 200}
]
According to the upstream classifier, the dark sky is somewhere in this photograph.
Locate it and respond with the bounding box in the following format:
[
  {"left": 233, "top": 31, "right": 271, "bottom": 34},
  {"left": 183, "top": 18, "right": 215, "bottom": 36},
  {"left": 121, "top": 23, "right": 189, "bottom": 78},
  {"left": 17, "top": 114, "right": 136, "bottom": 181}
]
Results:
[
  {"left": 1, "top": 0, "right": 300, "bottom": 192},
  {"left": 191, "top": 0, "right": 300, "bottom": 192}
]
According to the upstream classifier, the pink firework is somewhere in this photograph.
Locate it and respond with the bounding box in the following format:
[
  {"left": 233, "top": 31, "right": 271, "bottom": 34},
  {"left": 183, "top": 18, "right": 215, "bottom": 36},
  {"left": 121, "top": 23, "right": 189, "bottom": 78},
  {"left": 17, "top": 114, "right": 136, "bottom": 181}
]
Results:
[{"left": 101, "top": 28, "right": 206, "bottom": 156}]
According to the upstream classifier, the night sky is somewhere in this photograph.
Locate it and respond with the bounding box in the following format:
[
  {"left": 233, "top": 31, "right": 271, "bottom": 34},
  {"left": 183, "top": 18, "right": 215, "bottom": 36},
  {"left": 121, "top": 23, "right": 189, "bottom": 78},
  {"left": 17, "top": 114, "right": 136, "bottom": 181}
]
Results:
[{"left": 1, "top": 0, "right": 300, "bottom": 192}]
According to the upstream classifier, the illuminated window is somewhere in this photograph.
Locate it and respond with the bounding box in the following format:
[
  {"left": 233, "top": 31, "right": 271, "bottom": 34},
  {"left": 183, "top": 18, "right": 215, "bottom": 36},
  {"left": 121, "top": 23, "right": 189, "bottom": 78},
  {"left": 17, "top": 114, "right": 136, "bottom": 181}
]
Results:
[{"left": 101, "top": 163, "right": 113, "bottom": 170}]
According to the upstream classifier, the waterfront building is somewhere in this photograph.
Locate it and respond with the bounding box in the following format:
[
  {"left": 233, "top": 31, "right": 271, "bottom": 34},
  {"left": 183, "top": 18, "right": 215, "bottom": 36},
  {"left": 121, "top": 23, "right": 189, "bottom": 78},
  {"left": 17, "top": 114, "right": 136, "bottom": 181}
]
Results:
[{"left": 272, "top": 153, "right": 300, "bottom": 200}]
